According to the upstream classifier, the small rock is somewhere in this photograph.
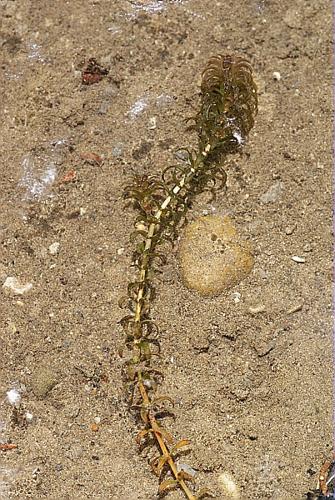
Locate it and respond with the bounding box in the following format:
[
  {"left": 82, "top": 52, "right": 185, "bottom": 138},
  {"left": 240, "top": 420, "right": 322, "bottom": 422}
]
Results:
[
  {"left": 285, "top": 225, "right": 295, "bottom": 235},
  {"left": 25, "top": 412, "right": 33, "bottom": 422},
  {"left": 117, "top": 247, "right": 124, "bottom": 255},
  {"left": 287, "top": 303, "right": 303, "bottom": 314},
  {"left": 248, "top": 304, "right": 265, "bottom": 314},
  {"left": 6, "top": 320, "right": 18, "bottom": 334},
  {"left": 30, "top": 366, "right": 59, "bottom": 398},
  {"left": 231, "top": 292, "right": 241, "bottom": 303},
  {"left": 291, "top": 255, "right": 305, "bottom": 263},
  {"left": 112, "top": 143, "right": 123, "bottom": 157},
  {"left": 6, "top": 389, "right": 21, "bottom": 406},
  {"left": 284, "top": 8, "right": 302, "bottom": 29},
  {"left": 273, "top": 71, "right": 281, "bottom": 81},
  {"left": 177, "top": 462, "right": 196, "bottom": 478},
  {"left": 98, "top": 100, "right": 109, "bottom": 114},
  {"left": 66, "top": 443, "right": 84, "bottom": 461},
  {"left": 3, "top": 277, "right": 33, "bottom": 295},
  {"left": 260, "top": 181, "right": 284, "bottom": 204},
  {"left": 217, "top": 471, "right": 240, "bottom": 499},
  {"left": 148, "top": 116, "right": 157, "bottom": 129},
  {"left": 48, "top": 242, "right": 60, "bottom": 255},
  {"left": 174, "top": 149, "right": 190, "bottom": 162},
  {"left": 179, "top": 215, "right": 254, "bottom": 296},
  {"left": 103, "top": 82, "right": 119, "bottom": 97}
]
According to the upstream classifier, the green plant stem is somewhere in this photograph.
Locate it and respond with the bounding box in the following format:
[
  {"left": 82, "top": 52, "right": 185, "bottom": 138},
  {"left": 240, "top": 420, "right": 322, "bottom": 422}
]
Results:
[{"left": 133, "top": 143, "right": 212, "bottom": 331}]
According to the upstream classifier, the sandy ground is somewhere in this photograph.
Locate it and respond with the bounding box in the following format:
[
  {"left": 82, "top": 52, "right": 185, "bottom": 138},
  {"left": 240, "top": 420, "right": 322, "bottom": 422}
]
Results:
[{"left": 0, "top": 1, "right": 333, "bottom": 499}]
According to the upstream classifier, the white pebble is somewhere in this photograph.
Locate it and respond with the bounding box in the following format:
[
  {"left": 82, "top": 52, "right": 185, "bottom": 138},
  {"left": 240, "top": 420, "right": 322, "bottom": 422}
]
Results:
[
  {"left": 6, "top": 389, "right": 21, "bottom": 406},
  {"left": 25, "top": 412, "right": 33, "bottom": 422},
  {"left": 94, "top": 416, "right": 101, "bottom": 424},
  {"left": 273, "top": 71, "right": 281, "bottom": 81},
  {"left": 292, "top": 255, "right": 305, "bottom": 263},
  {"left": 217, "top": 471, "right": 240, "bottom": 498},
  {"left": 177, "top": 462, "right": 196, "bottom": 478},
  {"left": 231, "top": 292, "right": 241, "bottom": 303},
  {"left": 117, "top": 247, "right": 124, "bottom": 255},
  {"left": 148, "top": 116, "right": 157, "bottom": 129},
  {"left": 249, "top": 304, "right": 265, "bottom": 314},
  {"left": 3, "top": 277, "right": 33, "bottom": 295},
  {"left": 260, "top": 181, "right": 284, "bottom": 204},
  {"left": 48, "top": 242, "right": 60, "bottom": 255}
]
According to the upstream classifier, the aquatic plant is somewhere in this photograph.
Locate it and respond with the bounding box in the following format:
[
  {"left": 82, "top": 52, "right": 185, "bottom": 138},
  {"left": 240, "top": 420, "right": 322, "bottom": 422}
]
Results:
[{"left": 119, "top": 54, "right": 258, "bottom": 498}]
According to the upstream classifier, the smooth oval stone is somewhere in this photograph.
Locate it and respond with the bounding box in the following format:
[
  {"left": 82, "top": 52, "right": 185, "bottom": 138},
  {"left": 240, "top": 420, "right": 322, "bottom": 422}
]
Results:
[{"left": 178, "top": 215, "right": 253, "bottom": 296}]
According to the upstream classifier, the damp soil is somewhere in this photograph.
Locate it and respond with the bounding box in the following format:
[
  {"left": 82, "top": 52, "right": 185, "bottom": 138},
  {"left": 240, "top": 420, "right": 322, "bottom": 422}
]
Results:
[{"left": 0, "top": 1, "right": 333, "bottom": 499}]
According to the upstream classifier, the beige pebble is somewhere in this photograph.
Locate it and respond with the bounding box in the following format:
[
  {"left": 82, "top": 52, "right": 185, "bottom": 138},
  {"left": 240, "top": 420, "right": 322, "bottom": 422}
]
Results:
[
  {"left": 217, "top": 471, "right": 240, "bottom": 499},
  {"left": 249, "top": 304, "right": 265, "bottom": 314},
  {"left": 30, "top": 366, "right": 59, "bottom": 398},
  {"left": 292, "top": 255, "right": 305, "bottom": 263},
  {"left": 3, "top": 277, "right": 33, "bottom": 295},
  {"left": 178, "top": 215, "right": 254, "bottom": 296},
  {"left": 48, "top": 242, "right": 60, "bottom": 255}
]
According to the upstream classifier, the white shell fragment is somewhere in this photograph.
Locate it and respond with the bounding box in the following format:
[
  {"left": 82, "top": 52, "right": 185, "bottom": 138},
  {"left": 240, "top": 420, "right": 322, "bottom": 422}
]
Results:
[
  {"left": 48, "top": 242, "right": 60, "bottom": 255},
  {"left": 177, "top": 462, "right": 196, "bottom": 478},
  {"left": 217, "top": 471, "right": 240, "bottom": 498},
  {"left": 25, "top": 412, "right": 34, "bottom": 422},
  {"left": 3, "top": 277, "right": 33, "bottom": 295},
  {"left": 6, "top": 389, "right": 21, "bottom": 406},
  {"left": 148, "top": 116, "right": 157, "bottom": 129},
  {"left": 291, "top": 255, "right": 305, "bottom": 263},
  {"left": 249, "top": 304, "right": 266, "bottom": 314}
]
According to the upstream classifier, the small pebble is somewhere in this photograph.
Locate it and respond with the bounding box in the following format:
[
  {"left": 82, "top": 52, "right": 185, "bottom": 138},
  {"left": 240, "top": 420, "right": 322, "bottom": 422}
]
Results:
[
  {"left": 174, "top": 149, "right": 189, "bottom": 162},
  {"left": 273, "top": 71, "right": 281, "bottom": 81},
  {"left": 25, "top": 412, "right": 33, "bottom": 422},
  {"left": 48, "top": 242, "right": 60, "bottom": 255},
  {"left": 6, "top": 389, "right": 21, "bottom": 406},
  {"left": 112, "top": 143, "right": 123, "bottom": 157},
  {"left": 148, "top": 116, "right": 157, "bottom": 129},
  {"left": 217, "top": 471, "right": 240, "bottom": 499},
  {"left": 3, "top": 277, "right": 33, "bottom": 295},
  {"left": 30, "top": 366, "right": 59, "bottom": 398},
  {"left": 287, "top": 303, "right": 303, "bottom": 314},
  {"left": 179, "top": 215, "right": 254, "bottom": 296},
  {"left": 285, "top": 225, "right": 295, "bottom": 235},
  {"left": 232, "top": 292, "right": 241, "bottom": 303},
  {"left": 260, "top": 181, "right": 284, "bottom": 204},
  {"left": 292, "top": 255, "right": 305, "bottom": 263},
  {"left": 177, "top": 462, "right": 196, "bottom": 478},
  {"left": 249, "top": 304, "right": 265, "bottom": 314},
  {"left": 6, "top": 321, "right": 18, "bottom": 334},
  {"left": 117, "top": 247, "right": 124, "bottom": 255},
  {"left": 94, "top": 416, "right": 101, "bottom": 425},
  {"left": 79, "top": 207, "right": 87, "bottom": 216}
]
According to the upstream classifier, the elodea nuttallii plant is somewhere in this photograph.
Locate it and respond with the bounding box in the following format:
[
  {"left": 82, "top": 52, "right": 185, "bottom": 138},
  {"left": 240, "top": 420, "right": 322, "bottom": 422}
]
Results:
[{"left": 119, "top": 54, "right": 258, "bottom": 499}]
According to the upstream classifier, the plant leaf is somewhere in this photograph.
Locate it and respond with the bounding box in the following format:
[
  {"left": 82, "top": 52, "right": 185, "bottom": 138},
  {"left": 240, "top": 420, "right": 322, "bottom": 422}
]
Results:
[
  {"left": 158, "top": 479, "right": 178, "bottom": 493},
  {"left": 171, "top": 439, "right": 191, "bottom": 454}
]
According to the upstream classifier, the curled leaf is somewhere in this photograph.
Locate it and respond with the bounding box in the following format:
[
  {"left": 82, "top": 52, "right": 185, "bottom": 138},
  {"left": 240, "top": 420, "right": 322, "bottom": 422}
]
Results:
[{"left": 158, "top": 478, "right": 178, "bottom": 493}]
